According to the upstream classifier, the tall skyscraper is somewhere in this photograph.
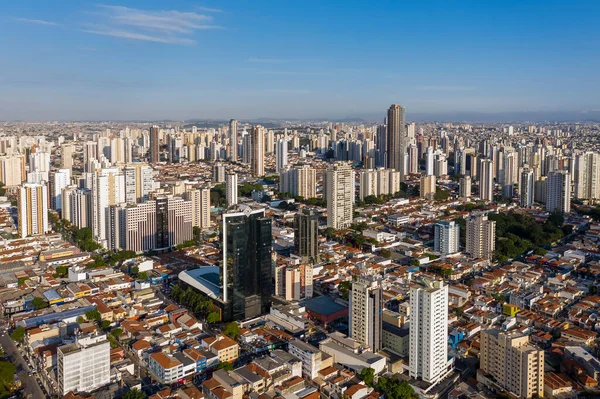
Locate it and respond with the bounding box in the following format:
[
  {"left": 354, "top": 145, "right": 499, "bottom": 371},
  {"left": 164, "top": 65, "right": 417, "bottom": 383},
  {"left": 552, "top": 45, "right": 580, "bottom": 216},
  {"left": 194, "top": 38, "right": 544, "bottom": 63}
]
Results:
[
  {"left": 326, "top": 162, "right": 354, "bottom": 229},
  {"left": 229, "top": 119, "right": 238, "bottom": 162},
  {"left": 349, "top": 275, "right": 382, "bottom": 351},
  {"left": 574, "top": 152, "right": 599, "bottom": 200},
  {"left": 546, "top": 170, "right": 571, "bottom": 213},
  {"left": 123, "top": 163, "right": 154, "bottom": 204},
  {"left": 251, "top": 125, "right": 265, "bottom": 177},
  {"left": 50, "top": 168, "right": 71, "bottom": 211},
  {"left": 466, "top": 214, "right": 496, "bottom": 260},
  {"left": 434, "top": 220, "right": 460, "bottom": 255},
  {"left": 276, "top": 137, "right": 288, "bottom": 172},
  {"left": 61, "top": 143, "right": 74, "bottom": 170},
  {"left": 225, "top": 172, "right": 238, "bottom": 207},
  {"left": 222, "top": 206, "right": 272, "bottom": 321},
  {"left": 184, "top": 188, "right": 211, "bottom": 229},
  {"left": 387, "top": 104, "right": 407, "bottom": 179},
  {"left": 62, "top": 186, "right": 92, "bottom": 229},
  {"left": 280, "top": 165, "right": 317, "bottom": 199},
  {"left": 479, "top": 329, "right": 544, "bottom": 398},
  {"left": 419, "top": 175, "right": 436, "bottom": 200},
  {"left": 520, "top": 169, "right": 534, "bottom": 208},
  {"left": 426, "top": 147, "right": 434, "bottom": 176},
  {"left": 18, "top": 183, "right": 49, "bottom": 238},
  {"left": 479, "top": 158, "right": 494, "bottom": 201},
  {"left": 0, "top": 154, "right": 26, "bottom": 186},
  {"left": 149, "top": 125, "right": 160, "bottom": 164},
  {"left": 91, "top": 168, "right": 125, "bottom": 246},
  {"left": 459, "top": 176, "right": 472, "bottom": 199},
  {"left": 294, "top": 207, "right": 320, "bottom": 264},
  {"left": 376, "top": 124, "right": 387, "bottom": 168},
  {"left": 57, "top": 334, "right": 110, "bottom": 396},
  {"left": 409, "top": 278, "right": 450, "bottom": 384}
]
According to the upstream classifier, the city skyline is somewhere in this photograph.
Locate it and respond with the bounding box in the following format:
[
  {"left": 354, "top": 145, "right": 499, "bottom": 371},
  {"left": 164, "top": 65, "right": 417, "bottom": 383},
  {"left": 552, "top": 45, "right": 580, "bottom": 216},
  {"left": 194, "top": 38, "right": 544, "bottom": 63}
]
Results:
[{"left": 2, "top": 0, "right": 600, "bottom": 121}]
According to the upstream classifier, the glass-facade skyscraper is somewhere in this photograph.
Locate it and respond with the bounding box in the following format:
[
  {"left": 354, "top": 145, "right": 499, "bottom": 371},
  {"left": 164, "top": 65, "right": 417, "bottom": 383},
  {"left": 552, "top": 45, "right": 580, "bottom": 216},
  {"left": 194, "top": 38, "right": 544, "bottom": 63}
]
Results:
[{"left": 222, "top": 206, "right": 272, "bottom": 321}]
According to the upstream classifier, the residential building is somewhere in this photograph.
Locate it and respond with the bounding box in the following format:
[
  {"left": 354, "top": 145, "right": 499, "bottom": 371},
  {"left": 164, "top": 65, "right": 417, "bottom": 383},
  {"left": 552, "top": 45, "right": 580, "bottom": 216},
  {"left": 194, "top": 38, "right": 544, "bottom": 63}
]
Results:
[
  {"left": 479, "top": 329, "right": 544, "bottom": 398},
  {"left": 434, "top": 220, "right": 460, "bottom": 255},
  {"left": 420, "top": 175, "right": 436, "bottom": 200},
  {"left": 184, "top": 188, "right": 211, "bottom": 229},
  {"left": 520, "top": 169, "right": 534, "bottom": 207},
  {"left": 546, "top": 170, "right": 571, "bottom": 213},
  {"left": 251, "top": 125, "right": 265, "bottom": 177},
  {"left": 409, "top": 279, "right": 451, "bottom": 385},
  {"left": 466, "top": 214, "right": 496, "bottom": 260},
  {"left": 459, "top": 176, "right": 471, "bottom": 199},
  {"left": 57, "top": 334, "right": 110, "bottom": 396},
  {"left": 294, "top": 207, "right": 320, "bottom": 264},
  {"left": 226, "top": 172, "right": 238, "bottom": 207},
  {"left": 349, "top": 275, "right": 382, "bottom": 351},
  {"left": 387, "top": 104, "right": 407, "bottom": 179},
  {"left": 326, "top": 162, "right": 354, "bottom": 229},
  {"left": 150, "top": 125, "right": 160, "bottom": 164},
  {"left": 479, "top": 158, "right": 494, "bottom": 201},
  {"left": 280, "top": 165, "right": 317, "bottom": 198},
  {"left": 18, "top": 183, "right": 49, "bottom": 238}
]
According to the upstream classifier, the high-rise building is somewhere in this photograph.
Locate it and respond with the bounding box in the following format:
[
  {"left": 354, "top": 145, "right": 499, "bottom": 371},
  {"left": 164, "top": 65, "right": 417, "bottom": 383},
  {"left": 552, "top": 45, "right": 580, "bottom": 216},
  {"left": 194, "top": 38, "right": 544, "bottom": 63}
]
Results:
[
  {"left": 546, "top": 170, "right": 571, "bottom": 213},
  {"left": 376, "top": 124, "right": 388, "bottom": 168},
  {"left": 123, "top": 163, "right": 154, "bottom": 204},
  {"left": 479, "top": 329, "right": 544, "bottom": 398},
  {"left": 280, "top": 165, "right": 317, "bottom": 199},
  {"left": 229, "top": 119, "right": 238, "bottom": 161},
  {"left": 294, "top": 207, "right": 320, "bottom": 264},
  {"left": 387, "top": 104, "right": 407, "bottom": 179},
  {"left": 275, "top": 264, "right": 313, "bottom": 301},
  {"left": 149, "top": 125, "right": 160, "bottom": 164},
  {"left": 213, "top": 163, "right": 226, "bottom": 183},
  {"left": 479, "top": 158, "right": 494, "bottom": 201},
  {"left": 434, "top": 220, "right": 460, "bottom": 255},
  {"left": 426, "top": 147, "right": 434, "bottom": 176},
  {"left": 61, "top": 143, "right": 74, "bottom": 170},
  {"left": 276, "top": 137, "right": 288, "bottom": 173},
  {"left": 574, "top": 152, "right": 599, "bottom": 200},
  {"left": 222, "top": 206, "right": 272, "bottom": 321},
  {"left": 62, "top": 186, "right": 92, "bottom": 229},
  {"left": 29, "top": 151, "right": 51, "bottom": 173},
  {"left": 18, "top": 183, "right": 49, "bottom": 238},
  {"left": 184, "top": 188, "right": 211, "bottom": 229},
  {"left": 349, "top": 275, "right": 382, "bottom": 351},
  {"left": 326, "top": 162, "right": 354, "bottom": 229},
  {"left": 225, "top": 172, "right": 238, "bottom": 207},
  {"left": 91, "top": 168, "right": 125, "bottom": 246},
  {"left": 466, "top": 214, "right": 496, "bottom": 260},
  {"left": 459, "top": 176, "right": 472, "bottom": 199},
  {"left": 0, "top": 154, "right": 26, "bottom": 186},
  {"left": 57, "top": 334, "right": 110, "bottom": 396},
  {"left": 419, "top": 175, "right": 436, "bottom": 200},
  {"left": 409, "top": 278, "right": 451, "bottom": 384},
  {"left": 520, "top": 169, "right": 534, "bottom": 208},
  {"left": 50, "top": 168, "right": 71, "bottom": 211},
  {"left": 251, "top": 125, "right": 265, "bottom": 177}
]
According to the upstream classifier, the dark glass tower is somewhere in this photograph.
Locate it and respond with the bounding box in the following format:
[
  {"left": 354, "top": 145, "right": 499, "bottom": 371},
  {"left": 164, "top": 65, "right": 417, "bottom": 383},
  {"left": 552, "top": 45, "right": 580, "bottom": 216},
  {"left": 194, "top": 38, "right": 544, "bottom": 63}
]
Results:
[
  {"left": 223, "top": 207, "right": 272, "bottom": 321},
  {"left": 294, "top": 207, "right": 320, "bottom": 264}
]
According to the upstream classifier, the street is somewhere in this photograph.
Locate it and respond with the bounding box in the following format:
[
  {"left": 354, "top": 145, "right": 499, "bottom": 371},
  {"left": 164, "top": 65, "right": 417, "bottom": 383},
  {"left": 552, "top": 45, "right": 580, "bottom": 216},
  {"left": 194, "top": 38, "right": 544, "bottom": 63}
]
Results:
[{"left": 0, "top": 332, "right": 47, "bottom": 399}]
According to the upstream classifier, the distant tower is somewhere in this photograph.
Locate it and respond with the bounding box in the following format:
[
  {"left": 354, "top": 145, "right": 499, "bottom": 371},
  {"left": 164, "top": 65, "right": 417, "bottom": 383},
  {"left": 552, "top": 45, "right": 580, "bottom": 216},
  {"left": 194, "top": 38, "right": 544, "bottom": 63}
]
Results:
[
  {"left": 225, "top": 172, "right": 238, "bottom": 207},
  {"left": 546, "top": 170, "right": 571, "bottom": 213},
  {"left": 276, "top": 137, "right": 288, "bottom": 173},
  {"left": 459, "top": 176, "right": 472, "bottom": 199},
  {"left": 229, "top": 119, "right": 238, "bottom": 162},
  {"left": 520, "top": 169, "right": 534, "bottom": 208},
  {"left": 251, "top": 126, "right": 265, "bottom": 177},
  {"left": 479, "top": 159, "right": 494, "bottom": 201},
  {"left": 149, "top": 126, "right": 160, "bottom": 164},
  {"left": 326, "top": 162, "right": 354, "bottom": 229},
  {"left": 387, "top": 105, "right": 407, "bottom": 180}
]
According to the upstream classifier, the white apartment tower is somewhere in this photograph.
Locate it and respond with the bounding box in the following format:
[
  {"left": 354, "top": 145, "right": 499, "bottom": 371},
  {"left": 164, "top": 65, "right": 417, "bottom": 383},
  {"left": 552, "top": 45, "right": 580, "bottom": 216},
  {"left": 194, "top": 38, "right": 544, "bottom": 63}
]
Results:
[
  {"left": 276, "top": 137, "right": 288, "bottom": 173},
  {"left": 520, "top": 169, "right": 534, "bottom": 208},
  {"left": 409, "top": 279, "right": 451, "bottom": 384},
  {"left": 349, "top": 275, "right": 382, "bottom": 351},
  {"left": 280, "top": 165, "right": 317, "bottom": 199},
  {"left": 251, "top": 125, "right": 265, "bottom": 177},
  {"left": 229, "top": 119, "right": 238, "bottom": 161},
  {"left": 459, "top": 176, "right": 472, "bottom": 199},
  {"left": 326, "top": 162, "right": 354, "bottom": 229},
  {"left": 225, "top": 172, "right": 238, "bottom": 207},
  {"left": 466, "top": 214, "right": 496, "bottom": 260},
  {"left": 434, "top": 220, "right": 460, "bottom": 255},
  {"left": 57, "top": 334, "right": 110, "bottom": 396},
  {"left": 546, "top": 170, "right": 571, "bottom": 213},
  {"left": 18, "top": 183, "right": 49, "bottom": 238},
  {"left": 479, "top": 158, "right": 494, "bottom": 201},
  {"left": 184, "top": 188, "right": 211, "bottom": 229}
]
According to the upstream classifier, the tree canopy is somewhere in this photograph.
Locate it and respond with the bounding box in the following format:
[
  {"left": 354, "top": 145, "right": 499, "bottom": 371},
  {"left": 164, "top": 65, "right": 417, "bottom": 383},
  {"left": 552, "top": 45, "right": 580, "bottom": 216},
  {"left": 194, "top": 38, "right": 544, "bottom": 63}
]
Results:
[
  {"left": 222, "top": 322, "right": 241, "bottom": 340},
  {"left": 122, "top": 388, "right": 147, "bottom": 399},
  {"left": 10, "top": 327, "right": 25, "bottom": 343}
]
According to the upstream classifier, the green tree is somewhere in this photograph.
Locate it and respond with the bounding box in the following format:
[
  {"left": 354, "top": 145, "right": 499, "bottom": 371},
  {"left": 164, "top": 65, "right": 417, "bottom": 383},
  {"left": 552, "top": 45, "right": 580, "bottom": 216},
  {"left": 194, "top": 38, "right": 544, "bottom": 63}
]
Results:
[
  {"left": 434, "top": 188, "right": 450, "bottom": 201},
  {"left": 101, "top": 320, "right": 111, "bottom": 330},
  {"left": 338, "top": 281, "right": 351, "bottom": 300},
  {"left": 17, "top": 277, "right": 29, "bottom": 286},
  {"left": 85, "top": 309, "right": 102, "bottom": 322},
  {"left": 222, "top": 322, "right": 241, "bottom": 340},
  {"left": 111, "top": 328, "right": 123, "bottom": 338},
  {"left": 138, "top": 272, "right": 148, "bottom": 280},
  {"left": 53, "top": 265, "right": 69, "bottom": 278},
  {"left": 207, "top": 311, "right": 221, "bottom": 323},
  {"left": 0, "top": 360, "right": 16, "bottom": 397},
  {"left": 215, "top": 361, "right": 234, "bottom": 371},
  {"left": 375, "top": 377, "right": 417, "bottom": 399},
  {"left": 77, "top": 316, "right": 85, "bottom": 323},
  {"left": 359, "top": 367, "right": 375, "bottom": 387},
  {"left": 31, "top": 297, "right": 48, "bottom": 310},
  {"left": 10, "top": 327, "right": 26, "bottom": 343},
  {"left": 131, "top": 266, "right": 139, "bottom": 275},
  {"left": 122, "top": 388, "right": 147, "bottom": 399}
]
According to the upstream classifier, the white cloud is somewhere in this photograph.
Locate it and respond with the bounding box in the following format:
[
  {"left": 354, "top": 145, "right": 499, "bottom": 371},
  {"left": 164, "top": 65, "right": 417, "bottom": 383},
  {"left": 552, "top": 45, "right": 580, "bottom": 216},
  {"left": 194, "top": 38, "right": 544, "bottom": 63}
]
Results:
[
  {"left": 81, "top": 5, "right": 222, "bottom": 45},
  {"left": 13, "top": 17, "right": 60, "bottom": 26},
  {"left": 196, "top": 6, "right": 223, "bottom": 13}
]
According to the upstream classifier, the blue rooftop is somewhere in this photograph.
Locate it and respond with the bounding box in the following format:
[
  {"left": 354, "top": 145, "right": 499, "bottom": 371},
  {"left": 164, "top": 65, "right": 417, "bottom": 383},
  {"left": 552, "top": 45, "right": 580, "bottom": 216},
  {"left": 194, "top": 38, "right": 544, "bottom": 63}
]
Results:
[{"left": 305, "top": 296, "right": 347, "bottom": 316}]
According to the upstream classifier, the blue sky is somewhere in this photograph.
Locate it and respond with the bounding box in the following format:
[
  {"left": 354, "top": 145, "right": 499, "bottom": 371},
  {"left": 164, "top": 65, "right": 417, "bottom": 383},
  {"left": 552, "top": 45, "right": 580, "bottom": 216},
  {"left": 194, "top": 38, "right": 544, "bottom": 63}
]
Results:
[{"left": 1, "top": 0, "right": 599, "bottom": 121}]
